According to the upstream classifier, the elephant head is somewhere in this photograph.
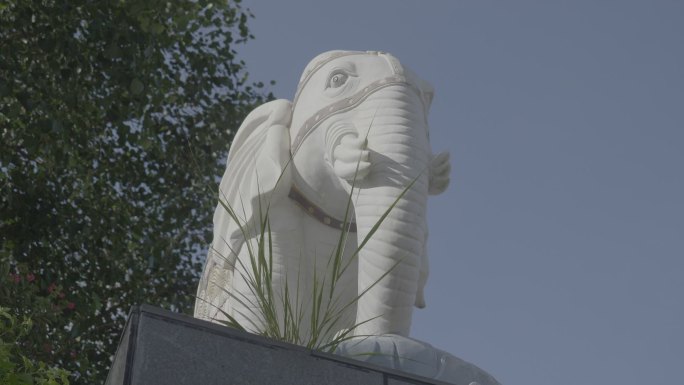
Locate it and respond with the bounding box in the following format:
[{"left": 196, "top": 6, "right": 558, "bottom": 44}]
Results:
[{"left": 195, "top": 50, "right": 450, "bottom": 339}]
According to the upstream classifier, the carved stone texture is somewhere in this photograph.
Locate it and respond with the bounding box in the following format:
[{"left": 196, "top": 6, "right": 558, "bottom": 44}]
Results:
[{"left": 195, "top": 50, "right": 451, "bottom": 340}]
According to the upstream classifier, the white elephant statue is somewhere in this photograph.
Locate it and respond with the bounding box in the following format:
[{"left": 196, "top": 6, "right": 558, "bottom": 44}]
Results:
[{"left": 194, "top": 50, "right": 451, "bottom": 339}]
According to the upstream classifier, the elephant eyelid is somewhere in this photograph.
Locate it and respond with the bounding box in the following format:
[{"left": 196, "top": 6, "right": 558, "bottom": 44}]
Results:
[
  {"left": 325, "top": 67, "right": 357, "bottom": 89},
  {"left": 329, "top": 63, "right": 357, "bottom": 77}
]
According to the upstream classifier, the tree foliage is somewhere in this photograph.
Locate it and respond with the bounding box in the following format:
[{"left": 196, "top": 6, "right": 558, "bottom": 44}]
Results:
[
  {"left": 0, "top": 0, "right": 270, "bottom": 382},
  {"left": 1, "top": 307, "right": 70, "bottom": 385}
]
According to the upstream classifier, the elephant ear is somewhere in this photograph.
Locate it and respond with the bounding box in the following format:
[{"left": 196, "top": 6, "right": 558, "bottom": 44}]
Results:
[{"left": 195, "top": 99, "right": 292, "bottom": 322}]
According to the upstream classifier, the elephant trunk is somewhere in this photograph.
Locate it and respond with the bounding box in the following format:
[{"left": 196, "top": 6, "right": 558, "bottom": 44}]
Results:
[{"left": 351, "top": 85, "right": 431, "bottom": 336}]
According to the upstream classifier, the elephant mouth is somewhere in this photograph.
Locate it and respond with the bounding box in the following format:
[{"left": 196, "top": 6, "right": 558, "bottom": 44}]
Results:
[{"left": 288, "top": 184, "right": 357, "bottom": 232}]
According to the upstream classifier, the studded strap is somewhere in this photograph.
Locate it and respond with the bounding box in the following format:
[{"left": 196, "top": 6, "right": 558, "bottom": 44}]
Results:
[{"left": 288, "top": 184, "right": 357, "bottom": 233}]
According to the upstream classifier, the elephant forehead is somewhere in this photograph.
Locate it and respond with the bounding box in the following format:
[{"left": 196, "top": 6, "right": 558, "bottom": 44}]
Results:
[
  {"left": 294, "top": 53, "right": 394, "bottom": 108},
  {"left": 297, "top": 51, "right": 390, "bottom": 88},
  {"left": 297, "top": 50, "right": 362, "bottom": 84}
]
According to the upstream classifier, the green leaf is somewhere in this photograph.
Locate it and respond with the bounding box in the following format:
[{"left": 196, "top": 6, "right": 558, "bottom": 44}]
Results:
[
  {"left": 149, "top": 22, "right": 164, "bottom": 35},
  {"left": 129, "top": 78, "right": 144, "bottom": 95},
  {"left": 0, "top": 79, "right": 9, "bottom": 96}
]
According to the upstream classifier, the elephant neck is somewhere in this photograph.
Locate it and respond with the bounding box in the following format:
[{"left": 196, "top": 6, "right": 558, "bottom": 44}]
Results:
[{"left": 288, "top": 183, "right": 357, "bottom": 233}]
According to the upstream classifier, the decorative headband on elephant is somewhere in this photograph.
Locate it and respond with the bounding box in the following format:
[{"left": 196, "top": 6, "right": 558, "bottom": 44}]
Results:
[{"left": 195, "top": 50, "right": 451, "bottom": 340}]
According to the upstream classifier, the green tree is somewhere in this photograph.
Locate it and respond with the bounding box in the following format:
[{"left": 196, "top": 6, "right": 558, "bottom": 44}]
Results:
[
  {"left": 1, "top": 307, "right": 70, "bottom": 385},
  {"left": 0, "top": 0, "right": 270, "bottom": 382}
]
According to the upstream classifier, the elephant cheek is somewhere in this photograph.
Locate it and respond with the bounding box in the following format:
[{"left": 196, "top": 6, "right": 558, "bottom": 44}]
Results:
[{"left": 350, "top": 85, "right": 431, "bottom": 336}]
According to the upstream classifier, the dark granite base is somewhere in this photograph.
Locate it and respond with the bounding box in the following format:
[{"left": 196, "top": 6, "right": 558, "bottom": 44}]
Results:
[{"left": 105, "top": 305, "right": 457, "bottom": 385}]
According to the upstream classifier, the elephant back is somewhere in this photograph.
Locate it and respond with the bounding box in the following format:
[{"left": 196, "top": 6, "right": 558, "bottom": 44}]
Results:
[{"left": 195, "top": 99, "right": 292, "bottom": 321}]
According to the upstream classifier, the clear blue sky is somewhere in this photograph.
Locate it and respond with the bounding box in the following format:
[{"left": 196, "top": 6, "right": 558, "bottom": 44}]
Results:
[{"left": 237, "top": 1, "right": 684, "bottom": 384}]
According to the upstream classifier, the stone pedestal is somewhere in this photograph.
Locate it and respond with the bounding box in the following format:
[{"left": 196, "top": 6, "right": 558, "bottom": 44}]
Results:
[
  {"left": 105, "top": 305, "right": 498, "bottom": 385},
  {"left": 335, "top": 335, "right": 500, "bottom": 385}
]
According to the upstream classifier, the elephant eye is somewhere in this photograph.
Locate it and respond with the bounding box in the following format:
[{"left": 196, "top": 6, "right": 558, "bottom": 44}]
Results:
[{"left": 327, "top": 70, "right": 349, "bottom": 89}]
